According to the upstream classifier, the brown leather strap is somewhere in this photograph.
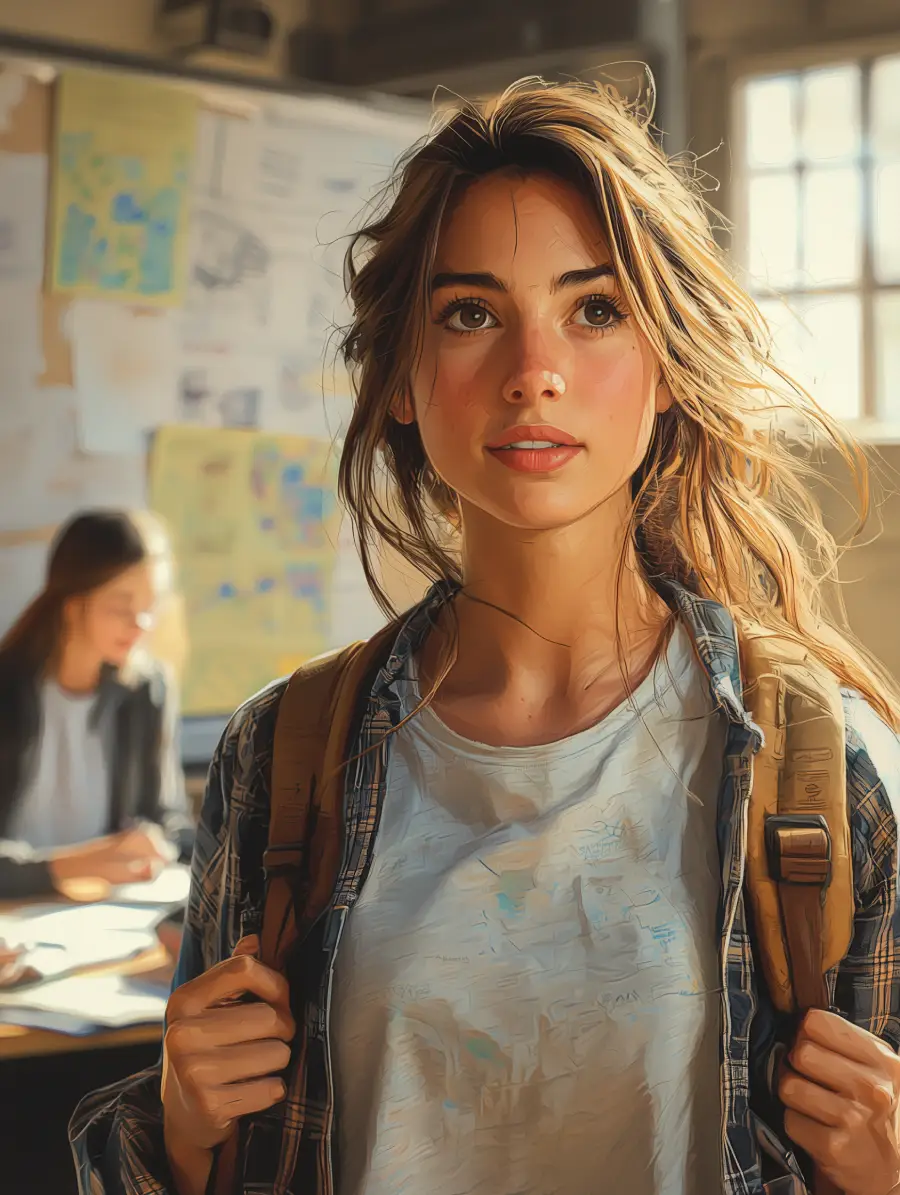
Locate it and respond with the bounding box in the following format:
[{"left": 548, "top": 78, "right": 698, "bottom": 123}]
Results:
[
  {"left": 773, "top": 822, "right": 831, "bottom": 1014},
  {"left": 212, "top": 620, "right": 403, "bottom": 1195},
  {"left": 772, "top": 823, "right": 844, "bottom": 1195},
  {"left": 778, "top": 882, "right": 829, "bottom": 1014}
]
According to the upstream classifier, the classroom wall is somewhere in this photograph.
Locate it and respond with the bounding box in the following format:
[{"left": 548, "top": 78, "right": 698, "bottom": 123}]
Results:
[
  {"left": 0, "top": 53, "right": 429, "bottom": 731},
  {"left": 0, "top": 0, "right": 312, "bottom": 77}
]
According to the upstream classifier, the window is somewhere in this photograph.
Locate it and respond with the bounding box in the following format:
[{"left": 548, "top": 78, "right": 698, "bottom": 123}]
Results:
[{"left": 736, "top": 55, "right": 900, "bottom": 428}]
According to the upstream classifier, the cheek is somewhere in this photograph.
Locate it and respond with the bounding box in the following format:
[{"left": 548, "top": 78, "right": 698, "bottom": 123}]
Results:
[
  {"left": 576, "top": 338, "right": 656, "bottom": 444},
  {"left": 413, "top": 337, "right": 495, "bottom": 424}
]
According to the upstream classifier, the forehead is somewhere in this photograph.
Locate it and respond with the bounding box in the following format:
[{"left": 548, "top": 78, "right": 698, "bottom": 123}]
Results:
[
  {"left": 94, "top": 563, "right": 154, "bottom": 602},
  {"left": 435, "top": 171, "right": 610, "bottom": 271}
]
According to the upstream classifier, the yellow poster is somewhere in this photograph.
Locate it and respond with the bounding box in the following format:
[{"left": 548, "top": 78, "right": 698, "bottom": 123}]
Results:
[
  {"left": 150, "top": 426, "right": 342, "bottom": 716},
  {"left": 49, "top": 70, "right": 197, "bottom": 304}
]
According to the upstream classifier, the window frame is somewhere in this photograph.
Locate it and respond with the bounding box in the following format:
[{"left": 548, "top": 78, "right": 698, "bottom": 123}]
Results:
[{"left": 731, "top": 34, "right": 900, "bottom": 440}]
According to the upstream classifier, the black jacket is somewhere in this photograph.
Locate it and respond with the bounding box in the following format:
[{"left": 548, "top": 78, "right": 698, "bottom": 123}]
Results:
[{"left": 0, "top": 659, "right": 194, "bottom": 899}]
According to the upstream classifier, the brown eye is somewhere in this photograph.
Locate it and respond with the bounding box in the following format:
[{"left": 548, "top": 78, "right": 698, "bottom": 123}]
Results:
[
  {"left": 446, "top": 303, "right": 497, "bottom": 332},
  {"left": 576, "top": 298, "right": 618, "bottom": 328}
]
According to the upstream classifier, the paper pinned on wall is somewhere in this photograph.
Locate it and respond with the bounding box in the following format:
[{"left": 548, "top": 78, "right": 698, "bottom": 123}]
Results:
[
  {"left": 0, "top": 541, "right": 47, "bottom": 640},
  {"left": 49, "top": 70, "right": 197, "bottom": 305},
  {"left": 0, "top": 70, "right": 26, "bottom": 133},
  {"left": 0, "top": 393, "right": 145, "bottom": 530},
  {"left": 71, "top": 299, "right": 180, "bottom": 454},
  {"left": 176, "top": 350, "right": 278, "bottom": 430},
  {"left": 0, "top": 152, "right": 47, "bottom": 280},
  {"left": 0, "top": 280, "right": 44, "bottom": 427},
  {"left": 150, "top": 425, "right": 342, "bottom": 715}
]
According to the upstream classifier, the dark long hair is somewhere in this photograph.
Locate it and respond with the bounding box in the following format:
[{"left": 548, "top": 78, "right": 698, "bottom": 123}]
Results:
[{"left": 0, "top": 510, "right": 147, "bottom": 684}]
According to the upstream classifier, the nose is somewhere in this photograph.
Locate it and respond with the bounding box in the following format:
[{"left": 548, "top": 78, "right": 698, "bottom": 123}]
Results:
[{"left": 502, "top": 358, "right": 567, "bottom": 405}]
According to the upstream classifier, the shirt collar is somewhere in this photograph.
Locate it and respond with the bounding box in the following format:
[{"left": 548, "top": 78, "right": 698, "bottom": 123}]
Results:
[{"left": 371, "top": 576, "right": 761, "bottom": 745}]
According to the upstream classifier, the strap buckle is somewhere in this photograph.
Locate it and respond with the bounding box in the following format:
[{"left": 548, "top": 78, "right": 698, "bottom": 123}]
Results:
[
  {"left": 263, "top": 842, "right": 305, "bottom": 880},
  {"left": 765, "top": 814, "right": 832, "bottom": 887}
]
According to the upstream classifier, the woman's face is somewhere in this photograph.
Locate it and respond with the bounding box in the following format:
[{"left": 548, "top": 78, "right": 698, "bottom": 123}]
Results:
[
  {"left": 68, "top": 563, "right": 157, "bottom": 668},
  {"left": 406, "top": 171, "right": 670, "bottom": 535}
]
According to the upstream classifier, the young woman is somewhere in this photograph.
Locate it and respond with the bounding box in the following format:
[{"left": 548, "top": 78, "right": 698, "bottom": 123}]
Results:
[
  {"left": 72, "top": 80, "right": 900, "bottom": 1195},
  {"left": 0, "top": 509, "right": 193, "bottom": 900}
]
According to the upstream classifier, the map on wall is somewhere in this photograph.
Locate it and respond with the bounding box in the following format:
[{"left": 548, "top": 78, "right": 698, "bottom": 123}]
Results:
[
  {"left": 149, "top": 425, "right": 341, "bottom": 715},
  {"left": 49, "top": 70, "right": 197, "bottom": 304}
]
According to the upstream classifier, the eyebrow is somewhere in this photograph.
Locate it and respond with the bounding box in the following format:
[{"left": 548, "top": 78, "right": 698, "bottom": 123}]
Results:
[{"left": 430, "top": 264, "right": 615, "bottom": 294}]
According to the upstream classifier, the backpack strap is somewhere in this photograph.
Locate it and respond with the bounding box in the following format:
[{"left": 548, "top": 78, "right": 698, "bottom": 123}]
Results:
[
  {"left": 741, "top": 623, "right": 854, "bottom": 1016},
  {"left": 260, "top": 616, "right": 404, "bottom": 972},
  {"left": 212, "top": 619, "right": 403, "bottom": 1195}
]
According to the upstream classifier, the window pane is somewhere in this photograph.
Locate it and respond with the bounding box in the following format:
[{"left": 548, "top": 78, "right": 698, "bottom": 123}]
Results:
[
  {"left": 872, "top": 54, "right": 900, "bottom": 159},
  {"left": 748, "top": 173, "right": 799, "bottom": 289},
  {"left": 744, "top": 76, "right": 798, "bottom": 168},
  {"left": 802, "top": 167, "right": 861, "bottom": 286},
  {"left": 799, "top": 296, "right": 862, "bottom": 421},
  {"left": 874, "top": 161, "right": 900, "bottom": 283},
  {"left": 800, "top": 65, "right": 860, "bottom": 164},
  {"left": 757, "top": 298, "right": 811, "bottom": 394},
  {"left": 758, "top": 296, "right": 862, "bottom": 421},
  {"left": 875, "top": 292, "right": 900, "bottom": 422}
]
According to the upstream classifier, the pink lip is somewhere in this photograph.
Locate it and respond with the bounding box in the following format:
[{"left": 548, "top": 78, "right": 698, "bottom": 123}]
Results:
[
  {"left": 487, "top": 445, "right": 583, "bottom": 473},
  {"left": 486, "top": 423, "right": 580, "bottom": 449}
]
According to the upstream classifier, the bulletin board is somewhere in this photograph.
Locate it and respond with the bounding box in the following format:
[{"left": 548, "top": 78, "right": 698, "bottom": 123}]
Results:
[{"left": 0, "top": 54, "right": 429, "bottom": 727}]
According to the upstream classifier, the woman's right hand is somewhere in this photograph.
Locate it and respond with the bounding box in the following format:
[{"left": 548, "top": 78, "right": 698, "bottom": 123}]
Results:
[
  {"left": 48, "top": 826, "right": 169, "bottom": 893},
  {"left": 161, "top": 935, "right": 295, "bottom": 1194}
]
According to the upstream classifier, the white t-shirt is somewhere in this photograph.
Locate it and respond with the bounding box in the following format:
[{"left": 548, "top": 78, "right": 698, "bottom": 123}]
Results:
[
  {"left": 8, "top": 681, "right": 109, "bottom": 850},
  {"left": 332, "top": 622, "right": 727, "bottom": 1195}
]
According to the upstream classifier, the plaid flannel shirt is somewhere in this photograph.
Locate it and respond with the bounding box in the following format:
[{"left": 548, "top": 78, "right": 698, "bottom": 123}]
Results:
[{"left": 70, "top": 580, "right": 900, "bottom": 1195}]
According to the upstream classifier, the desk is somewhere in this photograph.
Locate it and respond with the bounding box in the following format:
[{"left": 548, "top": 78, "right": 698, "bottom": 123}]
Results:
[{"left": 0, "top": 903, "right": 177, "bottom": 1062}]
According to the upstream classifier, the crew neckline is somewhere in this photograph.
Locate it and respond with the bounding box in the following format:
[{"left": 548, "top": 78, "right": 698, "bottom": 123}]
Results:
[{"left": 394, "top": 619, "right": 699, "bottom": 766}]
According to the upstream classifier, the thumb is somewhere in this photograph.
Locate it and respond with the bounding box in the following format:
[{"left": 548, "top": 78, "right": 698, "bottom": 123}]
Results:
[{"left": 231, "top": 934, "right": 260, "bottom": 960}]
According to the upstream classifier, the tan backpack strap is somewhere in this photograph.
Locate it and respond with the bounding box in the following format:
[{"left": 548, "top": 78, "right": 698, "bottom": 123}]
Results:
[
  {"left": 741, "top": 623, "right": 853, "bottom": 1016},
  {"left": 260, "top": 642, "right": 365, "bottom": 972},
  {"left": 213, "top": 619, "right": 403, "bottom": 1195},
  {"left": 261, "top": 616, "right": 404, "bottom": 972}
]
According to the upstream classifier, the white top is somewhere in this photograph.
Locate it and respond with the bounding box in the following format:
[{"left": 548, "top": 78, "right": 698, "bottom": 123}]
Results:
[
  {"left": 332, "top": 621, "right": 727, "bottom": 1195},
  {"left": 9, "top": 681, "right": 110, "bottom": 850}
]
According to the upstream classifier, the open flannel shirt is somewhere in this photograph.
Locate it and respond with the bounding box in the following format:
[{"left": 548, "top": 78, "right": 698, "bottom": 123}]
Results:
[{"left": 71, "top": 579, "right": 900, "bottom": 1195}]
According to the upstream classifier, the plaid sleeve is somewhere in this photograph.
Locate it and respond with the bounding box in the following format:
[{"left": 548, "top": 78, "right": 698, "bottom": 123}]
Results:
[
  {"left": 69, "top": 684, "right": 281, "bottom": 1194},
  {"left": 832, "top": 694, "right": 900, "bottom": 1048}
]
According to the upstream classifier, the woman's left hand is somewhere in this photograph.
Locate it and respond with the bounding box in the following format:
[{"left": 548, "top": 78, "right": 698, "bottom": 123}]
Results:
[{"left": 778, "top": 1008, "right": 900, "bottom": 1195}]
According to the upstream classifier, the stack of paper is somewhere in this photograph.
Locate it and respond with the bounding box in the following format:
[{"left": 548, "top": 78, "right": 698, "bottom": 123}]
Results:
[
  {"left": 0, "top": 974, "right": 168, "bottom": 1034},
  {"left": 110, "top": 862, "right": 191, "bottom": 908},
  {"left": 0, "top": 864, "right": 191, "bottom": 1032}
]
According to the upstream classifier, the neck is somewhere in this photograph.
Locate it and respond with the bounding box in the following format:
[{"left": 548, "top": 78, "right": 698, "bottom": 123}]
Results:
[
  {"left": 54, "top": 640, "right": 104, "bottom": 695},
  {"left": 425, "top": 489, "right": 672, "bottom": 703}
]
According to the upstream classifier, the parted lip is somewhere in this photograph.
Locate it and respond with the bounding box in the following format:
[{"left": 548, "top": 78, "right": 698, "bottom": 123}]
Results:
[{"left": 486, "top": 424, "right": 581, "bottom": 449}]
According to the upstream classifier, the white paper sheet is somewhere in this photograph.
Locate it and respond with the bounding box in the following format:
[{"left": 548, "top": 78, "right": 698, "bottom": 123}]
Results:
[
  {"left": 110, "top": 863, "right": 191, "bottom": 907},
  {"left": 0, "top": 153, "right": 47, "bottom": 280},
  {"left": 0, "top": 69, "right": 27, "bottom": 133},
  {"left": 0, "top": 280, "right": 44, "bottom": 426},
  {"left": 7, "top": 902, "right": 166, "bottom": 938},
  {"left": 0, "top": 541, "right": 48, "bottom": 641},
  {"left": 0, "top": 903, "right": 163, "bottom": 986},
  {"left": 176, "top": 350, "right": 278, "bottom": 430},
  {"left": 71, "top": 300, "right": 180, "bottom": 454},
  {"left": 0, "top": 973, "right": 167, "bottom": 1029}
]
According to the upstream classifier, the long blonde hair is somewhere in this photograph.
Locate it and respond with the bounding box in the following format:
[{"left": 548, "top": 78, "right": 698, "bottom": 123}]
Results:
[{"left": 338, "top": 76, "right": 900, "bottom": 732}]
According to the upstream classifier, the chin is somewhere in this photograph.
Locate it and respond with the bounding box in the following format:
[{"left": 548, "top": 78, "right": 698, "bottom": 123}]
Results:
[
  {"left": 105, "top": 647, "right": 134, "bottom": 670},
  {"left": 475, "top": 491, "right": 601, "bottom": 533}
]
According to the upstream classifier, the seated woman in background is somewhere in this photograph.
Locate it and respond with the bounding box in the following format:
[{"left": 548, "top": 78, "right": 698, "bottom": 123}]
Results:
[{"left": 0, "top": 509, "right": 194, "bottom": 900}]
